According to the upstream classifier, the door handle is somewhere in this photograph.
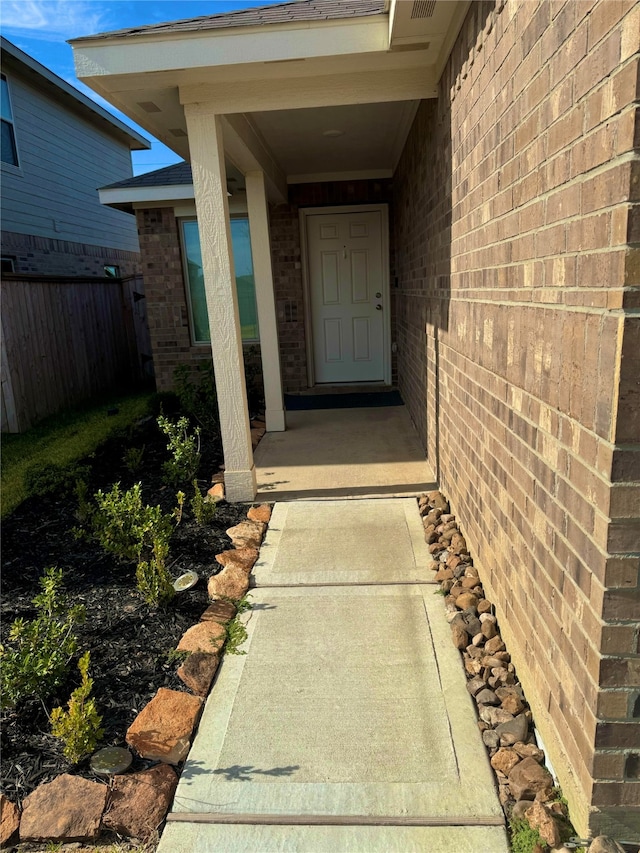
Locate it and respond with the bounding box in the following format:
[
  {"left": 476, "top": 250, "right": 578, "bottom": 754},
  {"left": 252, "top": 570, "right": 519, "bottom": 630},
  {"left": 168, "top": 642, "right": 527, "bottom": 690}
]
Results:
[{"left": 375, "top": 304, "right": 382, "bottom": 311}]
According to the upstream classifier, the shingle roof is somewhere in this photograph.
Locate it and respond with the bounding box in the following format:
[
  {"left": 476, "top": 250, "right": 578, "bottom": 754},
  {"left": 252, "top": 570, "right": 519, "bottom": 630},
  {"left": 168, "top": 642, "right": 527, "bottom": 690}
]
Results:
[
  {"left": 101, "top": 161, "right": 192, "bottom": 190},
  {"left": 73, "top": 0, "right": 386, "bottom": 42}
]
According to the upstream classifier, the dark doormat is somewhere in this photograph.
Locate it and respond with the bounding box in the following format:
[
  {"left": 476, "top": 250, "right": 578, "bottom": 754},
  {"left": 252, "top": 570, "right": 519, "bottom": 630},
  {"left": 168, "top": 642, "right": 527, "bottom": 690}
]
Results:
[{"left": 284, "top": 390, "right": 403, "bottom": 410}]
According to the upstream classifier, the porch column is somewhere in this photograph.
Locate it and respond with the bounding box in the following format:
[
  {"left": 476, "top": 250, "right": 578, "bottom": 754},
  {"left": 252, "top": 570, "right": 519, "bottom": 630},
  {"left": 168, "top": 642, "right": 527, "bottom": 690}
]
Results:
[
  {"left": 184, "top": 103, "right": 256, "bottom": 502},
  {"left": 245, "top": 170, "right": 286, "bottom": 432}
]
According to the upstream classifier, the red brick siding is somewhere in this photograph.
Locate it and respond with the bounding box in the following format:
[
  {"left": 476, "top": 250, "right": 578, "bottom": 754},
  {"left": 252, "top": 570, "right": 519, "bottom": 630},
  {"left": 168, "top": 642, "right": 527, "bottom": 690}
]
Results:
[{"left": 394, "top": 0, "right": 639, "bottom": 837}]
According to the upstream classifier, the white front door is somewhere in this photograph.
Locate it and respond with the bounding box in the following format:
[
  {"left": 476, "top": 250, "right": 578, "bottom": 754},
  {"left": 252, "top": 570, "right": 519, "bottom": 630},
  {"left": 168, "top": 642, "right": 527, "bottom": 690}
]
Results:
[{"left": 307, "top": 210, "right": 386, "bottom": 384}]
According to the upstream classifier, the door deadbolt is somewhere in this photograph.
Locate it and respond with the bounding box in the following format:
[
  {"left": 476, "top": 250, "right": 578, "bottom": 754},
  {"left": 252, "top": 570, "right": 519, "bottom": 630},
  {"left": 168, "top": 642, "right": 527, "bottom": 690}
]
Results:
[{"left": 375, "top": 292, "right": 382, "bottom": 298}]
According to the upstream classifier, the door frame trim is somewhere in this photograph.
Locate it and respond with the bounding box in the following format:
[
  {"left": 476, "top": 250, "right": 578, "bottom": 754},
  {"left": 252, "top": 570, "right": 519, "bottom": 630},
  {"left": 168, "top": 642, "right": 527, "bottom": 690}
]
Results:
[{"left": 299, "top": 203, "right": 391, "bottom": 388}]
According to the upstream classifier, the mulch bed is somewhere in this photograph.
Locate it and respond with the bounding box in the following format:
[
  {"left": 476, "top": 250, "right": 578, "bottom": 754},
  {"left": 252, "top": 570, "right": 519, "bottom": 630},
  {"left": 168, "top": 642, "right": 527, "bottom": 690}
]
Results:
[{"left": 1, "top": 415, "right": 247, "bottom": 808}]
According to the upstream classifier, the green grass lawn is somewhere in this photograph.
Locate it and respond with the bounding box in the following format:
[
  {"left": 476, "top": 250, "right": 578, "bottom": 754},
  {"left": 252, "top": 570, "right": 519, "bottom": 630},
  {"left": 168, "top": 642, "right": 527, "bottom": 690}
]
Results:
[{"left": 1, "top": 390, "right": 153, "bottom": 520}]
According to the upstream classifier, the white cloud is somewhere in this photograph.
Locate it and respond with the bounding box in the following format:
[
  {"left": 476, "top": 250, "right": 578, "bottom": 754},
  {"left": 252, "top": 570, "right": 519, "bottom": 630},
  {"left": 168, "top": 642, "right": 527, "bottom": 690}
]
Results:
[{"left": 1, "top": 1, "right": 112, "bottom": 40}]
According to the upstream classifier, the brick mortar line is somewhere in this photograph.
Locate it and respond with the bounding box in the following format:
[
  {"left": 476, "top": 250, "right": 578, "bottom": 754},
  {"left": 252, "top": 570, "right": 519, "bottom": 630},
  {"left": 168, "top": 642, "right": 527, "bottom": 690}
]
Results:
[
  {"left": 393, "top": 288, "right": 638, "bottom": 301},
  {"left": 451, "top": 229, "right": 637, "bottom": 258},
  {"left": 442, "top": 297, "right": 637, "bottom": 316}
]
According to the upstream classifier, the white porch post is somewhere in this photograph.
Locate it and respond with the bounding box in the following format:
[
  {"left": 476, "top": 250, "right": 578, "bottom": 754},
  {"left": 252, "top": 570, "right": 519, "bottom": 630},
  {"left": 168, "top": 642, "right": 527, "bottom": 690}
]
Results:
[
  {"left": 184, "top": 103, "right": 256, "bottom": 502},
  {"left": 245, "top": 170, "right": 286, "bottom": 432}
]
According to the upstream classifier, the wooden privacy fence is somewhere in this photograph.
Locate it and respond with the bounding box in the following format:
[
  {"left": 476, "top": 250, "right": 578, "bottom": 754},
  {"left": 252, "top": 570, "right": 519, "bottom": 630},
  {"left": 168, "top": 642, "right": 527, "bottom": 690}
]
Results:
[{"left": 1, "top": 273, "right": 153, "bottom": 433}]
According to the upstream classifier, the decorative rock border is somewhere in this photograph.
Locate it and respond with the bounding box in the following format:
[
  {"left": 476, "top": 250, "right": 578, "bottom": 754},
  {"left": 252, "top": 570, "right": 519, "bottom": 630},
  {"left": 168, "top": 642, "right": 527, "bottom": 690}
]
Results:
[
  {"left": 419, "top": 491, "right": 629, "bottom": 853},
  {"left": 0, "top": 503, "right": 272, "bottom": 851}
]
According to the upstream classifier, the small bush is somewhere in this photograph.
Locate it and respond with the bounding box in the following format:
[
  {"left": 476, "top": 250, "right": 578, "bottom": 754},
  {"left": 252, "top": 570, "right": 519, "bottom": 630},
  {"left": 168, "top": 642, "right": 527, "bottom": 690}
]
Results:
[
  {"left": 191, "top": 480, "right": 217, "bottom": 526},
  {"left": 50, "top": 651, "right": 103, "bottom": 764},
  {"left": 123, "top": 445, "right": 145, "bottom": 474},
  {"left": 0, "top": 567, "right": 85, "bottom": 708},
  {"left": 157, "top": 415, "right": 201, "bottom": 485},
  {"left": 24, "top": 461, "right": 91, "bottom": 499},
  {"left": 136, "top": 540, "right": 175, "bottom": 608},
  {"left": 90, "top": 482, "right": 172, "bottom": 563},
  {"left": 89, "top": 482, "right": 177, "bottom": 606}
]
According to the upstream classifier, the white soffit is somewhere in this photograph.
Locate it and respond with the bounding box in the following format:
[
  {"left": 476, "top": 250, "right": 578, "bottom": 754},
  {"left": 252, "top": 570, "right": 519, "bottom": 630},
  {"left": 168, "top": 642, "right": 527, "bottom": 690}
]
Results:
[{"left": 249, "top": 101, "right": 419, "bottom": 182}]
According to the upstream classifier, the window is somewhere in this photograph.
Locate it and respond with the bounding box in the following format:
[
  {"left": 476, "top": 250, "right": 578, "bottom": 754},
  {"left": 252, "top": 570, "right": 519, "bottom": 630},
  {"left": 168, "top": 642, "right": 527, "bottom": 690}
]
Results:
[
  {"left": 1, "top": 255, "right": 16, "bottom": 274},
  {"left": 104, "top": 265, "right": 120, "bottom": 278},
  {"left": 181, "top": 218, "right": 259, "bottom": 344},
  {"left": 1, "top": 75, "right": 19, "bottom": 167}
]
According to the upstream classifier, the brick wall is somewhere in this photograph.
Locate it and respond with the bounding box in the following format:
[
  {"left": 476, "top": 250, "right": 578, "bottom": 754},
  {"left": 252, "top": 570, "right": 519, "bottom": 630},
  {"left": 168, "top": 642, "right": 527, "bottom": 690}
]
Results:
[
  {"left": 136, "top": 207, "right": 263, "bottom": 404},
  {"left": 1, "top": 230, "right": 141, "bottom": 278},
  {"left": 394, "top": 0, "right": 639, "bottom": 838},
  {"left": 270, "top": 180, "right": 395, "bottom": 392}
]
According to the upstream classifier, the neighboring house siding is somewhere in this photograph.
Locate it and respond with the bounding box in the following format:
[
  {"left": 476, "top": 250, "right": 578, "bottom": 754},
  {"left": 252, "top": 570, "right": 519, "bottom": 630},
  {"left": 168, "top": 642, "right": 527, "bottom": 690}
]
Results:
[
  {"left": 394, "top": 0, "right": 639, "bottom": 839},
  {"left": 0, "top": 71, "right": 140, "bottom": 255}
]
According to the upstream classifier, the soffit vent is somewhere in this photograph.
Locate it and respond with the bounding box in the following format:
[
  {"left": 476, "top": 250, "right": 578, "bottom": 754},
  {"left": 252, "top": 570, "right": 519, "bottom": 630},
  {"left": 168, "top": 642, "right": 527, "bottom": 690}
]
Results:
[
  {"left": 411, "top": 0, "right": 436, "bottom": 18},
  {"left": 137, "top": 101, "right": 161, "bottom": 113}
]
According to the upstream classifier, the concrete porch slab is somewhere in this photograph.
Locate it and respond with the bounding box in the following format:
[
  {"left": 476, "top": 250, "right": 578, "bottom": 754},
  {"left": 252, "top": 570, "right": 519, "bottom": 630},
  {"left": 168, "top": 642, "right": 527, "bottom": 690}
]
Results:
[
  {"left": 253, "top": 407, "right": 436, "bottom": 501},
  {"left": 165, "top": 584, "right": 503, "bottom": 826},
  {"left": 253, "top": 498, "right": 436, "bottom": 587}
]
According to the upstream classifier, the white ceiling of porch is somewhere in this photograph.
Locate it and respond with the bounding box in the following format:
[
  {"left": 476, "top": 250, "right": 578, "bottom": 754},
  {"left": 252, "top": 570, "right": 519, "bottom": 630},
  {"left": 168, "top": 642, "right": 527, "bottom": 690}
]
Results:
[{"left": 248, "top": 100, "right": 419, "bottom": 182}]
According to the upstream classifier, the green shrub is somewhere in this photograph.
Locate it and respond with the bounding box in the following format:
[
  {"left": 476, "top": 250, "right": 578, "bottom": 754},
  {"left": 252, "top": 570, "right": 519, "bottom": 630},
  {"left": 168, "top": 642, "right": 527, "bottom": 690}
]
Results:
[
  {"left": 0, "top": 567, "right": 85, "bottom": 708},
  {"left": 91, "top": 482, "right": 171, "bottom": 563},
  {"left": 50, "top": 651, "right": 103, "bottom": 764},
  {"left": 123, "top": 445, "right": 145, "bottom": 474},
  {"left": 24, "top": 461, "right": 91, "bottom": 499},
  {"left": 157, "top": 415, "right": 201, "bottom": 485},
  {"left": 89, "top": 482, "right": 177, "bottom": 606},
  {"left": 191, "top": 480, "right": 217, "bottom": 526},
  {"left": 136, "top": 540, "right": 175, "bottom": 607}
]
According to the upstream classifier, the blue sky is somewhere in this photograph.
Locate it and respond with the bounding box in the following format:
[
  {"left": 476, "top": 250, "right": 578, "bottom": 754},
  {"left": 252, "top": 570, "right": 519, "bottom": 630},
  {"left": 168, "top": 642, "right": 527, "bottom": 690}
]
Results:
[{"left": 1, "top": 0, "right": 282, "bottom": 174}]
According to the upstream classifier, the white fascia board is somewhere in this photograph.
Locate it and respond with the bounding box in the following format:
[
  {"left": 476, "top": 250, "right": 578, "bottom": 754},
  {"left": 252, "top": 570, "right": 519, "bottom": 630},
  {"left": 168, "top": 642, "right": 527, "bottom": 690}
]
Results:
[
  {"left": 72, "top": 17, "right": 389, "bottom": 80},
  {"left": 287, "top": 169, "right": 393, "bottom": 184},
  {"left": 180, "top": 66, "right": 437, "bottom": 112},
  {"left": 99, "top": 184, "right": 194, "bottom": 208}
]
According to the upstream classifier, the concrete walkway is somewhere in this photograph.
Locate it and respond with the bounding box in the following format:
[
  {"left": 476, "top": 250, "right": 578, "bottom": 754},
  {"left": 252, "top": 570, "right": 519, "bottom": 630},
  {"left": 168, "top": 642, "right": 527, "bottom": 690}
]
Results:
[{"left": 158, "top": 499, "right": 509, "bottom": 852}]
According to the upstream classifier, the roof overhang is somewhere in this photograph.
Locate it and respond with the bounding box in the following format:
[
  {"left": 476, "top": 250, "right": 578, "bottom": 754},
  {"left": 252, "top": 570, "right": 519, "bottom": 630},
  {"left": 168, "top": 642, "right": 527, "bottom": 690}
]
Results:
[
  {"left": 71, "top": 2, "right": 469, "bottom": 195},
  {"left": 99, "top": 183, "right": 194, "bottom": 213}
]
